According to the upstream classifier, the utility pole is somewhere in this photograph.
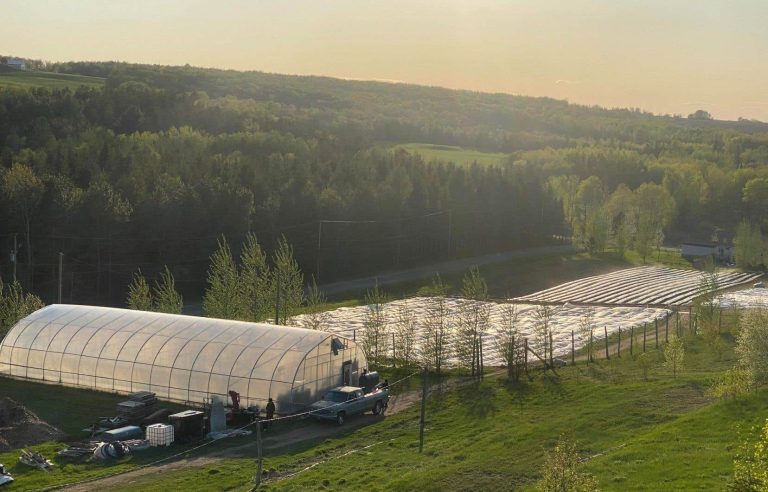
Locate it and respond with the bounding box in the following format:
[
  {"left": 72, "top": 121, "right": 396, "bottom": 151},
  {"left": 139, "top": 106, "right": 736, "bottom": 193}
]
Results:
[
  {"left": 316, "top": 221, "right": 323, "bottom": 283},
  {"left": 58, "top": 252, "right": 63, "bottom": 304},
  {"left": 446, "top": 210, "right": 452, "bottom": 255},
  {"left": 419, "top": 367, "right": 427, "bottom": 453},
  {"left": 12, "top": 233, "right": 18, "bottom": 282}
]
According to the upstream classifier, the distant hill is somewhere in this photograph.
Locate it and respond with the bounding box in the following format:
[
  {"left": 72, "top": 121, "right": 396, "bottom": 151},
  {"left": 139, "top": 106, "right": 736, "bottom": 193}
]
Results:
[{"left": 0, "top": 69, "right": 104, "bottom": 90}]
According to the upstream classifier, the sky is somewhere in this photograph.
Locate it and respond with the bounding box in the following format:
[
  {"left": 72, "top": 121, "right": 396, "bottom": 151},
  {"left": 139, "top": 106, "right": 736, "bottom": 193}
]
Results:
[{"left": 3, "top": 0, "right": 768, "bottom": 121}]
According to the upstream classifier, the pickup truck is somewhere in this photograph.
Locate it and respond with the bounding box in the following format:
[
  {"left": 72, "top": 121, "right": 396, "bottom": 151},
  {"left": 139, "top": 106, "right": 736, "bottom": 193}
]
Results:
[{"left": 309, "top": 385, "right": 390, "bottom": 425}]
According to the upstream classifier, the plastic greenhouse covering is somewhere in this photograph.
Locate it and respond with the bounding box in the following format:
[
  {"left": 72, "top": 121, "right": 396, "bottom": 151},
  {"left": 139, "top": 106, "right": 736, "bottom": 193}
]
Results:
[{"left": 0, "top": 305, "right": 365, "bottom": 411}]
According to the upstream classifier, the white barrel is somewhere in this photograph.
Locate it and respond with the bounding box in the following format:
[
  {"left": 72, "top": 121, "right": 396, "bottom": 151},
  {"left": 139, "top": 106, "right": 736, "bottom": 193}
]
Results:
[{"left": 146, "top": 423, "right": 174, "bottom": 446}]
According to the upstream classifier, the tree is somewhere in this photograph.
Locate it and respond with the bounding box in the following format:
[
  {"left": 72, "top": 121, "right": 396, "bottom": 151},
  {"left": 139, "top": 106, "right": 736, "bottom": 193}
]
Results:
[
  {"left": 708, "top": 366, "right": 753, "bottom": 400},
  {"left": 736, "top": 308, "right": 768, "bottom": 382},
  {"left": 687, "top": 109, "right": 712, "bottom": 120},
  {"left": 734, "top": 220, "right": 765, "bottom": 268},
  {"left": 127, "top": 270, "right": 152, "bottom": 311},
  {"left": 459, "top": 266, "right": 491, "bottom": 379},
  {"left": 394, "top": 303, "right": 417, "bottom": 369},
  {"left": 607, "top": 184, "right": 636, "bottom": 256},
  {"left": 2, "top": 163, "right": 44, "bottom": 286},
  {"left": 301, "top": 276, "right": 329, "bottom": 331},
  {"left": 203, "top": 237, "right": 242, "bottom": 320},
  {"left": 271, "top": 236, "right": 304, "bottom": 324},
  {"left": 421, "top": 274, "right": 450, "bottom": 374},
  {"left": 362, "top": 281, "right": 389, "bottom": 367},
  {"left": 742, "top": 177, "right": 768, "bottom": 225},
  {"left": 577, "top": 307, "right": 595, "bottom": 363},
  {"left": 536, "top": 436, "right": 600, "bottom": 492},
  {"left": 732, "top": 418, "right": 768, "bottom": 490},
  {"left": 239, "top": 233, "right": 271, "bottom": 321},
  {"left": 533, "top": 304, "right": 554, "bottom": 359},
  {"left": 496, "top": 304, "right": 523, "bottom": 380},
  {"left": 636, "top": 351, "right": 651, "bottom": 381},
  {"left": 153, "top": 266, "right": 182, "bottom": 314},
  {"left": 634, "top": 183, "right": 675, "bottom": 262},
  {"left": 0, "top": 278, "right": 44, "bottom": 338},
  {"left": 664, "top": 335, "right": 685, "bottom": 378}
]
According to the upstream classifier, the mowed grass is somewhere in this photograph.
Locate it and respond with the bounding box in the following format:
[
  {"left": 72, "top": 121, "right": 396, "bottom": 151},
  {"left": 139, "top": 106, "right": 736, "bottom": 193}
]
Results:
[
  {"left": 0, "top": 70, "right": 104, "bottom": 90},
  {"left": 395, "top": 143, "right": 510, "bottom": 167},
  {"left": 103, "top": 326, "right": 766, "bottom": 491}
]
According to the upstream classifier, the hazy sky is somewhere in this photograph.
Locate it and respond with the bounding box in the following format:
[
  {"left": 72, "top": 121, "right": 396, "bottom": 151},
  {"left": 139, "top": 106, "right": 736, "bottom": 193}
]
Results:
[{"left": 4, "top": 0, "right": 767, "bottom": 120}]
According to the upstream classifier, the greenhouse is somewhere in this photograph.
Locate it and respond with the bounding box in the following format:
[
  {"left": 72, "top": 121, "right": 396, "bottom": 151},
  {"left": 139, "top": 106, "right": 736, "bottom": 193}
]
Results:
[{"left": 0, "top": 305, "right": 365, "bottom": 412}]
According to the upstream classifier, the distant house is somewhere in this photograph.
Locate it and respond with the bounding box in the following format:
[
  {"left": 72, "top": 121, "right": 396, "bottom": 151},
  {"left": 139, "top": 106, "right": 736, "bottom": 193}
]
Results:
[
  {"left": 681, "top": 241, "right": 734, "bottom": 263},
  {"left": 5, "top": 59, "right": 25, "bottom": 70}
]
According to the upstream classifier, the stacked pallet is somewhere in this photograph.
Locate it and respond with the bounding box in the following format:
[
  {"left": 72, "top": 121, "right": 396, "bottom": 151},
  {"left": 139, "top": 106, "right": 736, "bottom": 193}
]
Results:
[{"left": 116, "top": 392, "right": 158, "bottom": 422}]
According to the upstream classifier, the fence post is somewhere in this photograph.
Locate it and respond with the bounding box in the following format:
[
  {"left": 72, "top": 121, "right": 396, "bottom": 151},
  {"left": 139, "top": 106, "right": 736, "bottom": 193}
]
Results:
[
  {"left": 665, "top": 312, "right": 669, "bottom": 342},
  {"left": 630, "top": 326, "right": 634, "bottom": 355},
  {"left": 549, "top": 333, "right": 553, "bottom": 366},
  {"left": 676, "top": 311, "right": 680, "bottom": 336},
  {"left": 655, "top": 319, "right": 659, "bottom": 348},
  {"left": 643, "top": 323, "right": 647, "bottom": 352},
  {"left": 571, "top": 330, "right": 575, "bottom": 366},
  {"left": 392, "top": 333, "right": 397, "bottom": 368},
  {"left": 604, "top": 326, "right": 609, "bottom": 359},
  {"left": 589, "top": 329, "right": 594, "bottom": 363},
  {"left": 718, "top": 308, "right": 722, "bottom": 333},
  {"left": 524, "top": 338, "right": 529, "bottom": 375},
  {"left": 419, "top": 367, "right": 427, "bottom": 453},
  {"left": 353, "top": 329, "right": 356, "bottom": 342},
  {"left": 688, "top": 306, "right": 693, "bottom": 334},
  {"left": 617, "top": 328, "right": 621, "bottom": 358}
]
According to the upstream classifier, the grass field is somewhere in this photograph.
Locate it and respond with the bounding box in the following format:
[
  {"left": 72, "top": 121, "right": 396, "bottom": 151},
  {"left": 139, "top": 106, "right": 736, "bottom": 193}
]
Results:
[
  {"left": 109, "top": 323, "right": 766, "bottom": 491},
  {"left": 1, "top": 315, "right": 764, "bottom": 491},
  {"left": 394, "top": 143, "right": 510, "bottom": 167},
  {"left": 0, "top": 70, "right": 104, "bottom": 90}
]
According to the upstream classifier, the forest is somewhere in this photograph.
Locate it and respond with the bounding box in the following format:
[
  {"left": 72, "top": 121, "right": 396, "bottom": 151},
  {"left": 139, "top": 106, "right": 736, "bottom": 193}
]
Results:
[{"left": 2, "top": 58, "right": 768, "bottom": 305}]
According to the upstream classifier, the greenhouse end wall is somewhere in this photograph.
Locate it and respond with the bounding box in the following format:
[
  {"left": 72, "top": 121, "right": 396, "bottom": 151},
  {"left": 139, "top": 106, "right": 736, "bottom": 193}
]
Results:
[{"left": 0, "top": 305, "right": 366, "bottom": 412}]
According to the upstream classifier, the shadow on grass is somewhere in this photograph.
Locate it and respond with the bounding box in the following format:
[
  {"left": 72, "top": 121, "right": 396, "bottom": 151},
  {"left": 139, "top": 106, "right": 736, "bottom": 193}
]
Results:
[{"left": 456, "top": 382, "right": 497, "bottom": 419}]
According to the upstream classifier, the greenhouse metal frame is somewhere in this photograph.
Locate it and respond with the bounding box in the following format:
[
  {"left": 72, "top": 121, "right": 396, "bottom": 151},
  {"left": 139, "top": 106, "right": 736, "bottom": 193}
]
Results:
[{"left": 0, "top": 305, "right": 365, "bottom": 411}]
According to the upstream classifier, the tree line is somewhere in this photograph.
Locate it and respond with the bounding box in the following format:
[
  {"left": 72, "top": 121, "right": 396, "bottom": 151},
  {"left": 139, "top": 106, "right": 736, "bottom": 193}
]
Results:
[{"left": 2, "top": 60, "right": 768, "bottom": 305}]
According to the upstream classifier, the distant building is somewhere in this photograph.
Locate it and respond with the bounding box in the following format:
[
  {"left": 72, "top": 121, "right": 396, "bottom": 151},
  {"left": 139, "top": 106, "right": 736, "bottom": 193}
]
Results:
[
  {"left": 681, "top": 241, "right": 734, "bottom": 263},
  {"left": 5, "top": 59, "right": 25, "bottom": 70}
]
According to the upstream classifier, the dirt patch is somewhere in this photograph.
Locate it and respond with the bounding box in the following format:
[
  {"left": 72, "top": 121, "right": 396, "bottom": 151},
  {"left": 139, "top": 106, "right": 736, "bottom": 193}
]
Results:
[{"left": 0, "top": 397, "right": 66, "bottom": 451}]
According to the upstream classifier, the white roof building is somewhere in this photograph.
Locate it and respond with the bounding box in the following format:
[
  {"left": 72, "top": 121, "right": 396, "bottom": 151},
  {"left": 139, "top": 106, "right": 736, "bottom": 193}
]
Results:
[{"left": 0, "top": 305, "right": 364, "bottom": 411}]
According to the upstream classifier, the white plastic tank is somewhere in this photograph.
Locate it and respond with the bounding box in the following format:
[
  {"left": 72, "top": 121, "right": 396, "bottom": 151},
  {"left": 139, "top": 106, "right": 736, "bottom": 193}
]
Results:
[{"left": 146, "top": 423, "right": 174, "bottom": 447}]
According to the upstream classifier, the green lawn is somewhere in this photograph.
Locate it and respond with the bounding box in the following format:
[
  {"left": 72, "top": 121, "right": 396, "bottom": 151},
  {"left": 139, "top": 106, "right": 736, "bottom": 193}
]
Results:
[
  {"left": 103, "top": 328, "right": 766, "bottom": 492},
  {"left": 394, "top": 143, "right": 510, "bottom": 167},
  {"left": 1, "top": 318, "right": 756, "bottom": 491},
  {"left": 0, "top": 70, "right": 104, "bottom": 90}
]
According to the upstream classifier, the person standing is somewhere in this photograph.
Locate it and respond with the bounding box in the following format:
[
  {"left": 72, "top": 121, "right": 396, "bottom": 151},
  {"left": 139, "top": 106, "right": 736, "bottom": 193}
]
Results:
[{"left": 265, "top": 397, "right": 276, "bottom": 429}]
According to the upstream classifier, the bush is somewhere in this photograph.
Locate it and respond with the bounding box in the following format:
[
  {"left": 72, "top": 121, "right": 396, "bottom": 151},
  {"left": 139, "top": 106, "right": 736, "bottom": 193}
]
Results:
[
  {"left": 736, "top": 309, "right": 768, "bottom": 382},
  {"left": 732, "top": 418, "right": 768, "bottom": 490},
  {"left": 536, "top": 436, "right": 599, "bottom": 492}
]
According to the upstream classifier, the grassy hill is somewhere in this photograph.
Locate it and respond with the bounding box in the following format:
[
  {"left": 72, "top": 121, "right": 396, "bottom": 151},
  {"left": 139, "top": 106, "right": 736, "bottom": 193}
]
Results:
[
  {"left": 0, "top": 312, "right": 763, "bottom": 491},
  {"left": 0, "top": 69, "right": 104, "bottom": 90},
  {"left": 394, "top": 143, "right": 510, "bottom": 167}
]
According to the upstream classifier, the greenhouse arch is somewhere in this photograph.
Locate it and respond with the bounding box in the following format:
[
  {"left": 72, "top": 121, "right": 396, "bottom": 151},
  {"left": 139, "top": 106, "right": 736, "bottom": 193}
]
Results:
[{"left": 0, "top": 305, "right": 365, "bottom": 412}]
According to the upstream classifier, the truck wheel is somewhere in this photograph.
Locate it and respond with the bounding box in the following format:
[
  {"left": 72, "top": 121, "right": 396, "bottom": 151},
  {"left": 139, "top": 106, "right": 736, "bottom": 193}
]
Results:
[
  {"left": 372, "top": 400, "right": 383, "bottom": 415},
  {"left": 336, "top": 412, "right": 345, "bottom": 426}
]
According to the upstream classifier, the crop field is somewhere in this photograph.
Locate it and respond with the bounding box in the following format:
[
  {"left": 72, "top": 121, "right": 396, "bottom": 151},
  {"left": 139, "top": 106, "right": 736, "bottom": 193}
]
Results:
[
  {"left": 292, "top": 297, "right": 670, "bottom": 365},
  {"left": 0, "top": 70, "right": 105, "bottom": 90},
  {"left": 393, "top": 143, "right": 509, "bottom": 167},
  {"left": 513, "top": 266, "right": 761, "bottom": 306},
  {"left": 716, "top": 287, "right": 768, "bottom": 308}
]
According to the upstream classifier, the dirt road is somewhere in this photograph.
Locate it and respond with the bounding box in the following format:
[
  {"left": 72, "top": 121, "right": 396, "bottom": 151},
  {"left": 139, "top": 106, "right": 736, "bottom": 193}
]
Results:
[{"left": 59, "top": 377, "right": 448, "bottom": 491}]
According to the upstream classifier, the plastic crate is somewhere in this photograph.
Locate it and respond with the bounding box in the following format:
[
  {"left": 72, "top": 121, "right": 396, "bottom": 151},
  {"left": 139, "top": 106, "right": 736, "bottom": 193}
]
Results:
[{"left": 146, "top": 423, "right": 174, "bottom": 447}]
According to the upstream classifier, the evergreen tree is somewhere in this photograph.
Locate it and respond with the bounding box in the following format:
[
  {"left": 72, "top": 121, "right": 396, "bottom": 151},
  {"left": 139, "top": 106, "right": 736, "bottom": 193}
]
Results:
[
  {"left": 271, "top": 236, "right": 304, "bottom": 324},
  {"left": 154, "top": 266, "right": 183, "bottom": 314},
  {"left": 203, "top": 237, "right": 241, "bottom": 319},
  {"left": 127, "top": 270, "right": 152, "bottom": 311}
]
